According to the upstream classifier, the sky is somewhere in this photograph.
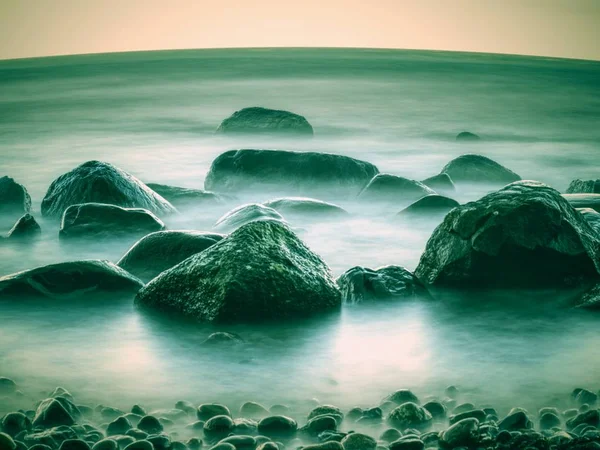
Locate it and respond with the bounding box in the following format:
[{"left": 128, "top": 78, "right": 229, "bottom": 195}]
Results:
[{"left": 0, "top": 0, "right": 598, "bottom": 61}]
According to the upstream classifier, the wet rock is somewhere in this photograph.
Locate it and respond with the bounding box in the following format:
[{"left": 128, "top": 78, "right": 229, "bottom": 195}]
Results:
[
  {"left": 415, "top": 181, "right": 600, "bottom": 288},
  {"left": 6, "top": 214, "right": 41, "bottom": 239},
  {"left": 453, "top": 403, "right": 476, "bottom": 414},
  {"left": 59, "top": 203, "right": 164, "bottom": 240},
  {"left": 118, "top": 231, "right": 224, "bottom": 282},
  {"left": 202, "top": 332, "right": 244, "bottom": 346},
  {"left": 123, "top": 441, "right": 152, "bottom": 450},
  {"left": 445, "top": 386, "right": 459, "bottom": 399},
  {"left": 567, "top": 410, "right": 600, "bottom": 431},
  {"left": 337, "top": 265, "right": 430, "bottom": 304},
  {"left": 0, "top": 260, "right": 143, "bottom": 299},
  {"left": 92, "top": 439, "right": 118, "bottom": 450},
  {"left": 456, "top": 131, "right": 481, "bottom": 141},
  {"left": 388, "top": 438, "right": 424, "bottom": 450},
  {"left": 579, "top": 208, "right": 600, "bottom": 235},
  {"left": 563, "top": 194, "right": 600, "bottom": 212},
  {"left": 41, "top": 161, "right": 176, "bottom": 218},
  {"left": 106, "top": 418, "right": 131, "bottom": 437},
  {"left": 33, "top": 398, "right": 81, "bottom": 428},
  {"left": 130, "top": 406, "right": 145, "bottom": 416},
  {"left": 0, "top": 177, "right": 31, "bottom": 218},
  {"left": 440, "top": 154, "right": 520, "bottom": 186},
  {"left": 498, "top": 411, "right": 533, "bottom": 431},
  {"left": 216, "top": 107, "right": 314, "bottom": 136},
  {"left": 567, "top": 179, "right": 600, "bottom": 194},
  {"left": 380, "top": 429, "right": 402, "bottom": 443},
  {"left": 1, "top": 413, "right": 31, "bottom": 437},
  {"left": 24, "top": 427, "right": 78, "bottom": 449},
  {"left": 0, "top": 432, "right": 16, "bottom": 450},
  {"left": 218, "top": 435, "right": 256, "bottom": 450},
  {"left": 146, "top": 435, "right": 170, "bottom": 450},
  {"left": 204, "top": 149, "right": 378, "bottom": 199},
  {"left": 439, "top": 418, "right": 479, "bottom": 449},
  {"left": 197, "top": 404, "right": 231, "bottom": 421},
  {"left": 145, "top": 183, "right": 227, "bottom": 208},
  {"left": 203, "top": 416, "right": 235, "bottom": 440},
  {"left": 422, "top": 401, "right": 446, "bottom": 420},
  {"left": 0, "top": 378, "right": 17, "bottom": 395},
  {"left": 257, "top": 415, "right": 297, "bottom": 439},
  {"left": 358, "top": 174, "right": 434, "bottom": 205},
  {"left": 213, "top": 204, "right": 285, "bottom": 233},
  {"left": 539, "top": 412, "right": 561, "bottom": 430},
  {"left": 308, "top": 406, "right": 344, "bottom": 422},
  {"left": 387, "top": 403, "right": 432, "bottom": 431},
  {"left": 239, "top": 402, "right": 269, "bottom": 419},
  {"left": 340, "top": 432, "right": 377, "bottom": 450},
  {"left": 232, "top": 418, "right": 257, "bottom": 435},
  {"left": 58, "top": 440, "right": 90, "bottom": 450},
  {"left": 303, "top": 416, "right": 337, "bottom": 436},
  {"left": 49, "top": 388, "right": 73, "bottom": 401},
  {"left": 185, "top": 438, "right": 201, "bottom": 450},
  {"left": 99, "top": 407, "right": 125, "bottom": 422},
  {"left": 124, "top": 430, "right": 146, "bottom": 440},
  {"left": 386, "top": 390, "right": 420, "bottom": 406},
  {"left": 395, "top": 195, "right": 459, "bottom": 221},
  {"left": 136, "top": 221, "right": 341, "bottom": 323},
  {"left": 263, "top": 197, "right": 348, "bottom": 221},
  {"left": 301, "top": 443, "right": 343, "bottom": 450},
  {"left": 576, "top": 389, "right": 598, "bottom": 406},
  {"left": 255, "top": 443, "right": 278, "bottom": 450},
  {"left": 269, "top": 405, "right": 290, "bottom": 415},
  {"left": 173, "top": 401, "right": 195, "bottom": 416},
  {"left": 421, "top": 173, "right": 455, "bottom": 194},
  {"left": 136, "top": 416, "right": 162, "bottom": 435},
  {"left": 208, "top": 444, "right": 236, "bottom": 450}
]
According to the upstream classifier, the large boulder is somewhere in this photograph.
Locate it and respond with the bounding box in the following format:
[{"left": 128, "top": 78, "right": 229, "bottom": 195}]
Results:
[
  {"left": 213, "top": 203, "right": 285, "bottom": 233},
  {"left": 415, "top": 181, "right": 600, "bottom": 288},
  {"left": 41, "top": 161, "right": 176, "bottom": 218},
  {"left": 336, "top": 266, "right": 430, "bottom": 304},
  {"left": 6, "top": 214, "right": 41, "bottom": 239},
  {"left": 145, "top": 183, "right": 229, "bottom": 208},
  {"left": 566, "top": 179, "right": 600, "bottom": 194},
  {"left": 263, "top": 197, "right": 348, "bottom": 221},
  {"left": 563, "top": 193, "right": 600, "bottom": 212},
  {"left": 118, "top": 230, "right": 224, "bottom": 282},
  {"left": 396, "top": 195, "right": 459, "bottom": 220},
  {"left": 0, "top": 176, "right": 31, "bottom": 217},
  {"left": 135, "top": 220, "right": 341, "bottom": 322},
  {"left": 358, "top": 174, "right": 434, "bottom": 204},
  {"left": 59, "top": 203, "right": 165, "bottom": 239},
  {"left": 204, "top": 149, "right": 378, "bottom": 199},
  {"left": 0, "top": 260, "right": 143, "bottom": 299},
  {"left": 216, "top": 107, "right": 313, "bottom": 136},
  {"left": 440, "top": 154, "right": 520, "bottom": 186}
]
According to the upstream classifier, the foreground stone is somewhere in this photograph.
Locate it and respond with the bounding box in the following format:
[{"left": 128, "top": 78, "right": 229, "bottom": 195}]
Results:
[
  {"left": 41, "top": 161, "right": 176, "bottom": 218},
  {"left": 145, "top": 183, "right": 228, "bottom": 208},
  {"left": 415, "top": 181, "right": 600, "bottom": 288},
  {"left": 136, "top": 220, "right": 341, "bottom": 322},
  {"left": 567, "top": 179, "right": 600, "bottom": 194},
  {"left": 216, "top": 107, "right": 314, "bottom": 136},
  {"left": 6, "top": 214, "right": 41, "bottom": 239},
  {"left": 204, "top": 149, "right": 378, "bottom": 199},
  {"left": 440, "top": 154, "right": 520, "bottom": 186},
  {"left": 59, "top": 203, "right": 165, "bottom": 240},
  {"left": 0, "top": 176, "right": 31, "bottom": 217},
  {"left": 336, "top": 266, "right": 430, "bottom": 303},
  {"left": 118, "top": 231, "right": 224, "bottom": 282},
  {"left": 358, "top": 174, "right": 434, "bottom": 204},
  {"left": 263, "top": 198, "right": 348, "bottom": 221},
  {"left": 213, "top": 204, "right": 285, "bottom": 233},
  {"left": 0, "top": 260, "right": 143, "bottom": 298}
]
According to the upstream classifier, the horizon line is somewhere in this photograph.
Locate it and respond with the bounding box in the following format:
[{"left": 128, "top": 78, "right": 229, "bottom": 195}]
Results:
[{"left": 1, "top": 45, "right": 599, "bottom": 64}]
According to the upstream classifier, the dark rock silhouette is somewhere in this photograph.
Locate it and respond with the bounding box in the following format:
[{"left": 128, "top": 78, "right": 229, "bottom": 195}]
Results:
[
  {"left": 440, "top": 154, "right": 520, "bottom": 186},
  {"left": 216, "top": 107, "right": 313, "bottom": 136}
]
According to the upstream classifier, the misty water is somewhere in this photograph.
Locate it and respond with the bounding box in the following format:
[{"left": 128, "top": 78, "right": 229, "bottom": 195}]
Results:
[{"left": 1, "top": 48, "right": 600, "bottom": 415}]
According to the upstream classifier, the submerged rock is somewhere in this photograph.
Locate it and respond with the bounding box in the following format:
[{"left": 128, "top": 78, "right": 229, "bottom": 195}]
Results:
[
  {"left": 0, "top": 176, "right": 31, "bottom": 217},
  {"left": 456, "top": 131, "right": 481, "bottom": 141},
  {"left": 136, "top": 220, "right": 341, "bottom": 322},
  {"left": 197, "top": 404, "right": 231, "bottom": 421},
  {"left": 566, "top": 179, "right": 600, "bottom": 194},
  {"left": 358, "top": 174, "right": 434, "bottom": 204},
  {"left": 59, "top": 203, "right": 165, "bottom": 240},
  {"left": 263, "top": 197, "right": 348, "bottom": 221},
  {"left": 41, "top": 161, "right": 176, "bottom": 218},
  {"left": 0, "top": 260, "right": 143, "bottom": 299},
  {"left": 563, "top": 193, "right": 600, "bottom": 212},
  {"left": 440, "top": 154, "right": 520, "bottom": 186},
  {"left": 204, "top": 149, "right": 378, "bottom": 199},
  {"left": 201, "top": 332, "right": 244, "bottom": 346},
  {"left": 213, "top": 204, "right": 285, "bottom": 233},
  {"left": 216, "top": 107, "right": 314, "bottom": 136},
  {"left": 421, "top": 173, "right": 455, "bottom": 194},
  {"left": 439, "top": 418, "right": 479, "bottom": 448},
  {"left": 395, "top": 195, "right": 459, "bottom": 220},
  {"left": 6, "top": 214, "right": 41, "bottom": 239},
  {"left": 144, "top": 183, "right": 228, "bottom": 208},
  {"left": 415, "top": 181, "right": 600, "bottom": 288},
  {"left": 387, "top": 403, "right": 432, "bottom": 431},
  {"left": 340, "top": 433, "right": 377, "bottom": 450},
  {"left": 33, "top": 397, "right": 80, "bottom": 428},
  {"left": 256, "top": 415, "right": 297, "bottom": 439},
  {"left": 336, "top": 266, "right": 430, "bottom": 304},
  {"left": 118, "top": 231, "right": 224, "bottom": 282}
]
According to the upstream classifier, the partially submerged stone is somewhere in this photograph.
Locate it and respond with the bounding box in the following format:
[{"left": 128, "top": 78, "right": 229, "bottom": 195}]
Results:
[
  {"left": 456, "top": 131, "right": 481, "bottom": 141},
  {"left": 415, "top": 181, "right": 600, "bottom": 288},
  {"left": 421, "top": 173, "right": 455, "bottom": 194},
  {"left": 0, "top": 176, "right": 31, "bottom": 217},
  {"left": 59, "top": 203, "right": 165, "bottom": 240},
  {"left": 216, "top": 107, "right": 313, "bottom": 136},
  {"left": 358, "top": 174, "right": 434, "bottom": 204},
  {"left": 136, "top": 220, "right": 341, "bottom": 322},
  {"left": 6, "top": 214, "right": 41, "bottom": 239},
  {"left": 395, "top": 195, "right": 459, "bottom": 220},
  {"left": 118, "top": 231, "right": 224, "bottom": 282},
  {"left": 337, "top": 266, "right": 430, "bottom": 304},
  {"left": 41, "top": 161, "right": 176, "bottom": 218},
  {"left": 204, "top": 149, "right": 378, "bottom": 199},
  {"left": 440, "top": 154, "right": 520, "bottom": 186},
  {"left": 145, "top": 183, "right": 228, "bottom": 208},
  {"left": 263, "top": 197, "right": 348, "bottom": 221},
  {"left": 566, "top": 179, "right": 600, "bottom": 194},
  {"left": 0, "top": 260, "right": 143, "bottom": 299},
  {"left": 213, "top": 204, "right": 285, "bottom": 233},
  {"left": 387, "top": 403, "right": 432, "bottom": 431}
]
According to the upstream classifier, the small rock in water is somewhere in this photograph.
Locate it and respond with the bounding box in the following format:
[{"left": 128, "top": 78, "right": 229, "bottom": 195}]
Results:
[
  {"left": 136, "top": 416, "right": 163, "bottom": 435},
  {"left": 218, "top": 435, "right": 256, "bottom": 450},
  {"left": 498, "top": 410, "right": 533, "bottom": 431},
  {"left": 196, "top": 404, "right": 231, "bottom": 421},
  {"left": 421, "top": 173, "right": 455, "bottom": 194},
  {"left": 340, "top": 432, "right": 377, "bottom": 450},
  {"left": 145, "top": 183, "right": 227, "bottom": 208},
  {"left": 239, "top": 402, "right": 270, "bottom": 419},
  {"left": 202, "top": 332, "right": 244, "bottom": 346},
  {"left": 256, "top": 416, "right": 297, "bottom": 439},
  {"left": 58, "top": 440, "right": 90, "bottom": 450},
  {"left": 1, "top": 412, "right": 31, "bottom": 437},
  {"left": 439, "top": 154, "right": 520, "bottom": 186},
  {"left": 203, "top": 415, "right": 235, "bottom": 440},
  {"left": 575, "top": 388, "right": 598, "bottom": 406},
  {"left": 0, "top": 176, "right": 31, "bottom": 224},
  {"left": 386, "top": 390, "right": 420, "bottom": 406},
  {"left": 263, "top": 197, "right": 348, "bottom": 222},
  {"left": 388, "top": 437, "right": 425, "bottom": 450},
  {"left": 387, "top": 403, "right": 432, "bottom": 431},
  {"left": 216, "top": 107, "right": 314, "bottom": 136},
  {"left": 567, "top": 179, "right": 600, "bottom": 194},
  {"left": 123, "top": 440, "right": 153, "bottom": 450},
  {"left": 106, "top": 417, "right": 132, "bottom": 436},
  {"left": 566, "top": 409, "right": 600, "bottom": 430},
  {"left": 0, "top": 432, "right": 16, "bottom": 450},
  {"left": 358, "top": 174, "right": 434, "bottom": 205},
  {"left": 455, "top": 131, "right": 481, "bottom": 141},
  {"left": 422, "top": 401, "right": 446, "bottom": 420},
  {"left": 438, "top": 418, "right": 479, "bottom": 449},
  {"left": 308, "top": 405, "right": 344, "bottom": 422},
  {"left": 6, "top": 214, "right": 41, "bottom": 239},
  {"left": 92, "top": 439, "right": 118, "bottom": 450},
  {"left": 32, "top": 398, "right": 79, "bottom": 428},
  {"left": 395, "top": 195, "right": 459, "bottom": 221},
  {"left": 174, "top": 401, "right": 195, "bottom": 415},
  {"left": 213, "top": 203, "right": 285, "bottom": 233}
]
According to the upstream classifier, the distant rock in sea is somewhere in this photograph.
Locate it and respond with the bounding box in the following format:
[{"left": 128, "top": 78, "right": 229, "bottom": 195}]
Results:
[
  {"left": 566, "top": 179, "right": 600, "bottom": 194},
  {"left": 440, "top": 154, "right": 521, "bottom": 187},
  {"left": 0, "top": 176, "right": 31, "bottom": 218},
  {"left": 396, "top": 194, "right": 460, "bottom": 221},
  {"left": 216, "top": 107, "right": 314, "bottom": 136},
  {"left": 213, "top": 203, "right": 285, "bottom": 233},
  {"left": 6, "top": 214, "right": 41, "bottom": 239},
  {"left": 421, "top": 173, "right": 456, "bottom": 194},
  {"left": 358, "top": 174, "right": 434, "bottom": 204},
  {"left": 456, "top": 131, "right": 481, "bottom": 141},
  {"left": 41, "top": 161, "right": 176, "bottom": 218}
]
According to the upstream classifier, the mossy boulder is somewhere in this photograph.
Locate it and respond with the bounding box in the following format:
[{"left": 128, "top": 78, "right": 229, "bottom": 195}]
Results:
[
  {"left": 216, "top": 107, "right": 313, "bottom": 136},
  {"left": 440, "top": 154, "right": 520, "bottom": 186},
  {"left": 415, "top": 181, "right": 600, "bottom": 288},
  {"left": 337, "top": 266, "right": 430, "bottom": 304},
  {"left": 41, "top": 161, "right": 176, "bottom": 218},
  {"left": 0, "top": 260, "right": 143, "bottom": 299},
  {"left": 118, "top": 231, "right": 224, "bottom": 282},
  {"left": 204, "top": 149, "right": 378, "bottom": 199},
  {"left": 136, "top": 220, "right": 341, "bottom": 322}
]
